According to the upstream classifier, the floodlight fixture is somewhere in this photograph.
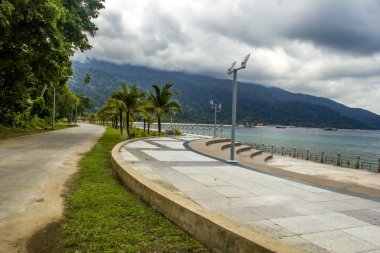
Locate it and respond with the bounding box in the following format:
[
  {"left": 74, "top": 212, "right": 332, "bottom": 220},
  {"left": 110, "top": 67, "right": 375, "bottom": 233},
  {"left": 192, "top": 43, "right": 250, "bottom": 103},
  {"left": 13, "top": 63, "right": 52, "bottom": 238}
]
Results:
[
  {"left": 241, "top": 53, "right": 250, "bottom": 68},
  {"left": 227, "top": 61, "right": 237, "bottom": 74}
]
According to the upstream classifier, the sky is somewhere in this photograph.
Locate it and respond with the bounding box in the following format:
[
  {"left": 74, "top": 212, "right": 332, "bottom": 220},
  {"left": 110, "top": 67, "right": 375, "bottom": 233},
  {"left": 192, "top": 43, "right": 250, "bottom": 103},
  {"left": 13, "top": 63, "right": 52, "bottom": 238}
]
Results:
[{"left": 75, "top": 0, "right": 380, "bottom": 114}]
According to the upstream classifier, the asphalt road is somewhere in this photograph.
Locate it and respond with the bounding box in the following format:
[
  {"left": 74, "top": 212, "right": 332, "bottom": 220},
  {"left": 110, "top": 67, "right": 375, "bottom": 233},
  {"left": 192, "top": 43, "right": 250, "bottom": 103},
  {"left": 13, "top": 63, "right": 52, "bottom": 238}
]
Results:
[{"left": 0, "top": 123, "right": 105, "bottom": 252}]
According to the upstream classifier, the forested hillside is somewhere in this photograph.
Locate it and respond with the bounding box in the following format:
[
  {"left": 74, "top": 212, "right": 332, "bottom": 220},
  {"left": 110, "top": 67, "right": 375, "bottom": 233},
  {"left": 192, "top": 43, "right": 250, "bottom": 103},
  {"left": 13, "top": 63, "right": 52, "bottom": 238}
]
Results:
[{"left": 71, "top": 60, "right": 380, "bottom": 129}]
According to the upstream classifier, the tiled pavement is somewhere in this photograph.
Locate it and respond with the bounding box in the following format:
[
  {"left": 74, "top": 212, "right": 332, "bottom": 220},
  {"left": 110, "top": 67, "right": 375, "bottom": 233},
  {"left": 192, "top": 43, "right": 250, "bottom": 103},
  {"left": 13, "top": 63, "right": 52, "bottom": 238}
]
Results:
[{"left": 120, "top": 136, "right": 380, "bottom": 253}]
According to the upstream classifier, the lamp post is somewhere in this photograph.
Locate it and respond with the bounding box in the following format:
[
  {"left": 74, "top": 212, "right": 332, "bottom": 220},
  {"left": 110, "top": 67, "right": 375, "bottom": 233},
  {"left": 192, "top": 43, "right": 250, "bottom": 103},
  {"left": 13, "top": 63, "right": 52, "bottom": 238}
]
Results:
[
  {"left": 53, "top": 85, "right": 56, "bottom": 129},
  {"left": 210, "top": 99, "right": 221, "bottom": 137},
  {"left": 226, "top": 53, "right": 250, "bottom": 163}
]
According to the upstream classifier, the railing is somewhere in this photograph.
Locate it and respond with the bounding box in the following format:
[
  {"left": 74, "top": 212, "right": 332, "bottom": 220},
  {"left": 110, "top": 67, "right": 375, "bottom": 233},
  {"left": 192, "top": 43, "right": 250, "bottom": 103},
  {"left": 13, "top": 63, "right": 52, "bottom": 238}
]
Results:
[
  {"left": 134, "top": 122, "right": 380, "bottom": 173},
  {"left": 247, "top": 142, "right": 380, "bottom": 173}
]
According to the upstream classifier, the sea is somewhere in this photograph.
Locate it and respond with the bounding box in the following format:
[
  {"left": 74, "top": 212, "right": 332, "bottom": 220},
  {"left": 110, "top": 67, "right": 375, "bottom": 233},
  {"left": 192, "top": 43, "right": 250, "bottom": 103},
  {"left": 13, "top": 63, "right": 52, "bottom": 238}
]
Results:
[{"left": 172, "top": 124, "right": 380, "bottom": 165}]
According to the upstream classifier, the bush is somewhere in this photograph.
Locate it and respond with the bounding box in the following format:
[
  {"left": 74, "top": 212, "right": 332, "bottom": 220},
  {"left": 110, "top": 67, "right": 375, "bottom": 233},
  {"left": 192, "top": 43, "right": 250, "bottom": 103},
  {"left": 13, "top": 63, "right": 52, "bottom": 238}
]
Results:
[{"left": 173, "top": 128, "right": 182, "bottom": 135}]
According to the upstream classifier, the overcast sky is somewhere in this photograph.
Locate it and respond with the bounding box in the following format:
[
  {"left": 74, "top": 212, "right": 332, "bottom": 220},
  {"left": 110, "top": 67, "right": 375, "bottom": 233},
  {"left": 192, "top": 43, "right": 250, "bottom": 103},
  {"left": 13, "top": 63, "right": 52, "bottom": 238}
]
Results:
[{"left": 75, "top": 0, "right": 380, "bottom": 114}]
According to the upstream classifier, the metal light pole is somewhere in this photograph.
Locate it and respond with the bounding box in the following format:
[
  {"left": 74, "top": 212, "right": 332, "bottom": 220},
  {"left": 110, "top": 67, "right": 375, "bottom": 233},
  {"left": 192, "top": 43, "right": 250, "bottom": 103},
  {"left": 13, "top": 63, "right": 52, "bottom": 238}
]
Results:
[
  {"left": 52, "top": 85, "right": 56, "bottom": 129},
  {"left": 227, "top": 53, "right": 250, "bottom": 163},
  {"left": 210, "top": 99, "right": 221, "bottom": 137}
]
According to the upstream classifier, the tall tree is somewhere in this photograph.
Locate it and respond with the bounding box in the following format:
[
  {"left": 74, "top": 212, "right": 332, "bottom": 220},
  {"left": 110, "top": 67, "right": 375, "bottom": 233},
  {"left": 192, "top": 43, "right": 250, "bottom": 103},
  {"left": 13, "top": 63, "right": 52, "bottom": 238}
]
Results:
[
  {"left": 148, "top": 83, "right": 181, "bottom": 134},
  {"left": 0, "top": 0, "right": 104, "bottom": 126},
  {"left": 111, "top": 82, "right": 145, "bottom": 137},
  {"left": 105, "top": 98, "right": 126, "bottom": 135}
]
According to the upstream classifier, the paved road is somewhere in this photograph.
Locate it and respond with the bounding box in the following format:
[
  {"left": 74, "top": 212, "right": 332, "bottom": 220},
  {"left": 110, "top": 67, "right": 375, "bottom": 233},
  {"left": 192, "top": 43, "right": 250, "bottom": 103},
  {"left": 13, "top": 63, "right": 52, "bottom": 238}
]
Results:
[
  {"left": 0, "top": 123, "right": 104, "bottom": 251},
  {"left": 121, "top": 136, "right": 380, "bottom": 253}
]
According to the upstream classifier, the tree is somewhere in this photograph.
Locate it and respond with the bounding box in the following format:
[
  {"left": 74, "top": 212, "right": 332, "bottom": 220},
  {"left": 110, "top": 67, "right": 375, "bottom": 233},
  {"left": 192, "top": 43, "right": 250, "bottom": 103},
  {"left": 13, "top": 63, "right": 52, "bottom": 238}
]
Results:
[
  {"left": 148, "top": 83, "right": 181, "bottom": 134},
  {"left": 0, "top": 0, "right": 104, "bottom": 126},
  {"left": 139, "top": 101, "right": 156, "bottom": 134},
  {"left": 111, "top": 82, "right": 145, "bottom": 137},
  {"left": 105, "top": 98, "right": 126, "bottom": 135}
]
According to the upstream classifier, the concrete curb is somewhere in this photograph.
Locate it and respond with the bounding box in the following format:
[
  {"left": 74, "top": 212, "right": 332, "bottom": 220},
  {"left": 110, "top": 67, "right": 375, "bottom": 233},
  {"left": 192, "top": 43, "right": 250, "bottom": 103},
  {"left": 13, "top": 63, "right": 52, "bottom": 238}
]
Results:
[{"left": 111, "top": 138, "right": 304, "bottom": 253}]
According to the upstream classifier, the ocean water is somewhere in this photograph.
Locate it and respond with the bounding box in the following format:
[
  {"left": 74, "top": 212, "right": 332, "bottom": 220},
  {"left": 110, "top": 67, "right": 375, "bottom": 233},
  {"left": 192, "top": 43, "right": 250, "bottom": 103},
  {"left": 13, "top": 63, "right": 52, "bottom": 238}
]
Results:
[{"left": 174, "top": 124, "right": 380, "bottom": 164}]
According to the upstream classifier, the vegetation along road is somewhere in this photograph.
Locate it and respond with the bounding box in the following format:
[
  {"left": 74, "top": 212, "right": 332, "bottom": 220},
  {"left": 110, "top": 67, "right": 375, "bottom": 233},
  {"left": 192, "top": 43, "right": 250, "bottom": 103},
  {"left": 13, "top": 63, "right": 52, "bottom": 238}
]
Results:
[{"left": 0, "top": 123, "right": 105, "bottom": 252}]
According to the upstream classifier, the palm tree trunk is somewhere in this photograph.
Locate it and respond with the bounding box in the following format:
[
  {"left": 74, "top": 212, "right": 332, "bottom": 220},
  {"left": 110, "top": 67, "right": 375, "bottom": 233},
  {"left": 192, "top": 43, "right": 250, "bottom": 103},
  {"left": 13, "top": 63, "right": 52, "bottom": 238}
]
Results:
[
  {"left": 126, "top": 112, "right": 130, "bottom": 137},
  {"left": 119, "top": 111, "right": 123, "bottom": 135},
  {"left": 158, "top": 116, "right": 161, "bottom": 135},
  {"left": 148, "top": 122, "right": 150, "bottom": 134}
]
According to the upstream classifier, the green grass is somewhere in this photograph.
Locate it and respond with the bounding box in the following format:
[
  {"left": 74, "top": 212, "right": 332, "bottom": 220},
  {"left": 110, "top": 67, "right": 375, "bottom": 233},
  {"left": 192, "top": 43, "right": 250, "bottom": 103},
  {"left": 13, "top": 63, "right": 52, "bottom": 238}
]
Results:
[
  {"left": 62, "top": 127, "right": 210, "bottom": 252},
  {"left": 0, "top": 122, "right": 75, "bottom": 140}
]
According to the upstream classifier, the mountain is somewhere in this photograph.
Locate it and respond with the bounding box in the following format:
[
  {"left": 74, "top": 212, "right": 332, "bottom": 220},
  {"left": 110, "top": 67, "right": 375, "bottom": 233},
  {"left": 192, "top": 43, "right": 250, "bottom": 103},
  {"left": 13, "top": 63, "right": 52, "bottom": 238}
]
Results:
[{"left": 70, "top": 60, "right": 380, "bottom": 129}]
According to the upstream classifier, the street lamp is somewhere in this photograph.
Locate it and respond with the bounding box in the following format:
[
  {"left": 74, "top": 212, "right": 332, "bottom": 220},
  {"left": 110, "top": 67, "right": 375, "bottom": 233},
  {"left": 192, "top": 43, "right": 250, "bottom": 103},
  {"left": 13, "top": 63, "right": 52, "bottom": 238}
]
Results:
[
  {"left": 210, "top": 99, "right": 221, "bottom": 137},
  {"left": 226, "top": 53, "right": 250, "bottom": 163}
]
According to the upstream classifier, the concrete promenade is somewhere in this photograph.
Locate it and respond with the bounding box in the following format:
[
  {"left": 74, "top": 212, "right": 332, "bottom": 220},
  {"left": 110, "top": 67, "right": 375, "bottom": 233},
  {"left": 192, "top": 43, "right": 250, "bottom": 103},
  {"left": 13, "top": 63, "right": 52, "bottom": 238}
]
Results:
[{"left": 118, "top": 135, "right": 380, "bottom": 253}]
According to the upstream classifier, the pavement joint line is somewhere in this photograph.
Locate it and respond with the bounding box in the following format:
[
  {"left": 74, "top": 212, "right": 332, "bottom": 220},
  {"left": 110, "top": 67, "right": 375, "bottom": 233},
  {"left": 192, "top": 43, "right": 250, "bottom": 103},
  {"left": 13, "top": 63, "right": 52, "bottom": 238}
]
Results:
[
  {"left": 183, "top": 139, "right": 380, "bottom": 202},
  {"left": 118, "top": 135, "right": 380, "bottom": 252}
]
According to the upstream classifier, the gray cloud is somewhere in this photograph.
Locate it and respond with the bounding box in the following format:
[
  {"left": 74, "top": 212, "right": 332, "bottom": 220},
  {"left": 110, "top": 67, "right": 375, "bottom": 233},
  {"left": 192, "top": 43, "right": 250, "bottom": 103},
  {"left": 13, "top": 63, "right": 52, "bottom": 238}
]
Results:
[{"left": 74, "top": 0, "right": 380, "bottom": 114}]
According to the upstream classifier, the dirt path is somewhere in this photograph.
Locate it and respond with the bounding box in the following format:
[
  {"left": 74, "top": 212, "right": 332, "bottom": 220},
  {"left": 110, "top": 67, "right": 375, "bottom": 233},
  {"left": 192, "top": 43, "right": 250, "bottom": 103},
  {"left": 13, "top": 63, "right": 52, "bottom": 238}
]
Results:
[{"left": 0, "top": 124, "right": 105, "bottom": 253}]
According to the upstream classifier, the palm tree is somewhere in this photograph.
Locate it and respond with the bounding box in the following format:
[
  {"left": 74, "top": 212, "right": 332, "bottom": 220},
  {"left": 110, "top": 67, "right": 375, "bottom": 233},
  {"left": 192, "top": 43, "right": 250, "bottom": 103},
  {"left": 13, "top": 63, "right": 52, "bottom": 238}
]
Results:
[
  {"left": 97, "top": 104, "right": 117, "bottom": 127},
  {"left": 106, "top": 98, "right": 126, "bottom": 135},
  {"left": 148, "top": 83, "right": 181, "bottom": 134},
  {"left": 139, "top": 101, "right": 156, "bottom": 134},
  {"left": 111, "top": 82, "right": 145, "bottom": 137}
]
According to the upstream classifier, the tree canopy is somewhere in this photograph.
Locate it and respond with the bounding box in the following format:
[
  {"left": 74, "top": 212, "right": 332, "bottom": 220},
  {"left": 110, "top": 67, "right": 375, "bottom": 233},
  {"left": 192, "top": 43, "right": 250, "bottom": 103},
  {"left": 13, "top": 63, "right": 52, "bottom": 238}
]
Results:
[{"left": 0, "top": 0, "right": 104, "bottom": 126}]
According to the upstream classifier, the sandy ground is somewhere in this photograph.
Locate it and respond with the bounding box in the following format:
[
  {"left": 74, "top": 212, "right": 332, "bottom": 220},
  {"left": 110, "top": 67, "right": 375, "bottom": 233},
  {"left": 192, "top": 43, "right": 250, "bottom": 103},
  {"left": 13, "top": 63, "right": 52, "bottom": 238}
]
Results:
[{"left": 0, "top": 124, "right": 105, "bottom": 253}]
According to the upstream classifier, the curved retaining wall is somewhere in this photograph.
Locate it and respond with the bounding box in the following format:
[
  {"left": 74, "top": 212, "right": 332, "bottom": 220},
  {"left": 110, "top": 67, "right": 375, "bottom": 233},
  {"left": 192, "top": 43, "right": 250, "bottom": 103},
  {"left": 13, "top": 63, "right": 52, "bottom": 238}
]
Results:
[{"left": 111, "top": 139, "right": 303, "bottom": 253}]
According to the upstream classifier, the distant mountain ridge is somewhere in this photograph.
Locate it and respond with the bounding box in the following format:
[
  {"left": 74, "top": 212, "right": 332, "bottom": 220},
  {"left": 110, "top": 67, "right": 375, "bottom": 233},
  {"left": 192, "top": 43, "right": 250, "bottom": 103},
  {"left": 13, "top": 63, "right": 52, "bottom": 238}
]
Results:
[{"left": 70, "top": 60, "right": 380, "bottom": 129}]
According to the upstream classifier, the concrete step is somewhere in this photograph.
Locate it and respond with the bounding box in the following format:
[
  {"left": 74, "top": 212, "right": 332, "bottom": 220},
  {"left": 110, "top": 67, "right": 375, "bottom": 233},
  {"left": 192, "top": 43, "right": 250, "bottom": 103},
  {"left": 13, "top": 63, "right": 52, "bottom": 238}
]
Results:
[
  {"left": 205, "top": 138, "right": 230, "bottom": 146},
  {"left": 221, "top": 142, "right": 242, "bottom": 150}
]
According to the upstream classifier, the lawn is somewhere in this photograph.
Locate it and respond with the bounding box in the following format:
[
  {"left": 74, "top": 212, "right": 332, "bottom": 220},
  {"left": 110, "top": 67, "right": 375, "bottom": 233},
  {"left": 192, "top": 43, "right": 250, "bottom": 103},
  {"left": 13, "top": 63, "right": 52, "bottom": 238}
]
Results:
[
  {"left": 0, "top": 122, "right": 76, "bottom": 140},
  {"left": 62, "top": 127, "right": 210, "bottom": 252}
]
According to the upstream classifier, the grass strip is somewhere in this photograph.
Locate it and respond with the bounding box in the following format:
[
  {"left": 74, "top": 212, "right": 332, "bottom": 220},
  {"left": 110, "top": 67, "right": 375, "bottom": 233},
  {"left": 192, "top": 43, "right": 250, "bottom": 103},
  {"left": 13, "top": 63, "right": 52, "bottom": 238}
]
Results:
[
  {"left": 0, "top": 122, "right": 76, "bottom": 140},
  {"left": 62, "top": 127, "right": 210, "bottom": 252}
]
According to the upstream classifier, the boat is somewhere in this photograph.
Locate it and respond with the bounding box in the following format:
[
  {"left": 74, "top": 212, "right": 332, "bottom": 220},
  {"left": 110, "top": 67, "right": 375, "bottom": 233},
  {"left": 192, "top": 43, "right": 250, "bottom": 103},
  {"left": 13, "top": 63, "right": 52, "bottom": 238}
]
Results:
[
  {"left": 323, "top": 127, "right": 338, "bottom": 131},
  {"left": 275, "top": 125, "right": 286, "bottom": 129},
  {"left": 244, "top": 122, "right": 254, "bottom": 128}
]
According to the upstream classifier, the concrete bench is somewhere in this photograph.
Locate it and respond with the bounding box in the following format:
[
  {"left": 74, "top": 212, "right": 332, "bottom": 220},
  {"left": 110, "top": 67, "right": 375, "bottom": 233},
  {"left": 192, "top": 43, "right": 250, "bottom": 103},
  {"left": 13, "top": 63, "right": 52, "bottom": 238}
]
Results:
[
  {"left": 221, "top": 142, "right": 241, "bottom": 150},
  {"left": 205, "top": 138, "right": 230, "bottom": 146}
]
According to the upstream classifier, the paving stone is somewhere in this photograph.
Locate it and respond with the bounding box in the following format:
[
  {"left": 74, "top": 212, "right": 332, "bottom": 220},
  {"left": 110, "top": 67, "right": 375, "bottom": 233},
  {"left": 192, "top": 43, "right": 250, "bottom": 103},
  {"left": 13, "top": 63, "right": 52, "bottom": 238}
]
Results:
[
  {"left": 342, "top": 198, "right": 380, "bottom": 209},
  {"left": 209, "top": 186, "right": 253, "bottom": 198},
  {"left": 219, "top": 207, "right": 266, "bottom": 223},
  {"left": 119, "top": 150, "right": 140, "bottom": 161},
  {"left": 232, "top": 195, "right": 303, "bottom": 207},
  {"left": 343, "top": 225, "right": 380, "bottom": 247},
  {"left": 311, "top": 212, "right": 369, "bottom": 229},
  {"left": 342, "top": 209, "right": 380, "bottom": 225},
  {"left": 247, "top": 220, "right": 295, "bottom": 239},
  {"left": 152, "top": 140, "right": 186, "bottom": 149},
  {"left": 302, "top": 230, "right": 377, "bottom": 253},
  {"left": 318, "top": 191, "right": 357, "bottom": 200},
  {"left": 286, "top": 202, "right": 332, "bottom": 215},
  {"left": 197, "top": 198, "right": 242, "bottom": 210},
  {"left": 295, "top": 192, "right": 333, "bottom": 202},
  {"left": 249, "top": 205, "right": 303, "bottom": 219},
  {"left": 124, "top": 140, "right": 159, "bottom": 149},
  {"left": 271, "top": 216, "right": 335, "bottom": 234},
  {"left": 280, "top": 236, "right": 330, "bottom": 253},
  {"left": 315, "top": 200, "right": 364, "bottom": 212},
  {"left": 142, "top": 150, "right": 217, "bottom": 161}
]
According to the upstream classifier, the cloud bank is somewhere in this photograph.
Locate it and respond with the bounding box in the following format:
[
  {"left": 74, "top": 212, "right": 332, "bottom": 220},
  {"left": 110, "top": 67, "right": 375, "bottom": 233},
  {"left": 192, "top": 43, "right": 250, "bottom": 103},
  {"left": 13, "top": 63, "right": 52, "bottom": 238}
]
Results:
[{"left": 75, "top": 0, "right": 380, "bottom": 114}]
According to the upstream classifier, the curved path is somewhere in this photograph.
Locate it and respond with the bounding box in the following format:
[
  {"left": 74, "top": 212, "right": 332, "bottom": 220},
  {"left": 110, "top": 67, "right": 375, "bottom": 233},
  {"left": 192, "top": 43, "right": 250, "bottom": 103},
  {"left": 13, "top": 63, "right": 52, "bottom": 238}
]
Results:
[
  {"left": 116, "top": 135, "right": 380, "bottom": 253},
  {"left": 0, "top": 123, "right": 105, "bottom": 252}
]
